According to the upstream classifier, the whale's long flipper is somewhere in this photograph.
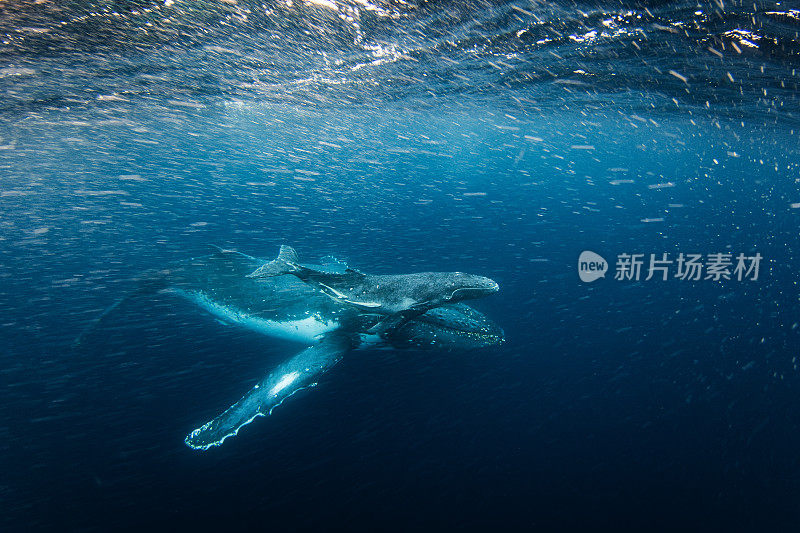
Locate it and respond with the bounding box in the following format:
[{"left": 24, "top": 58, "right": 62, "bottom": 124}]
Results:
[{"left": 185, "top": 332, "right": 354, "bottom": 450}]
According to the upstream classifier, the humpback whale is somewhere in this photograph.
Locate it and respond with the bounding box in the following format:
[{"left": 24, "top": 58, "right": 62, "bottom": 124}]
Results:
[
  {"left": 248, "top": 245, "right": 500, "bottom": 336},
  {"left": 79, "top": 247, "right": 503, "bottom": 450}
]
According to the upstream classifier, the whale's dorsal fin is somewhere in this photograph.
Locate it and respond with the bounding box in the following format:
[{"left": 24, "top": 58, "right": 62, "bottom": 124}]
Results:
[
  {"left": 277, "top": 244, "right": 299, "bottom": 264},
  {"left": 247, "top": 245, "right": 301, "bottom": 278}
]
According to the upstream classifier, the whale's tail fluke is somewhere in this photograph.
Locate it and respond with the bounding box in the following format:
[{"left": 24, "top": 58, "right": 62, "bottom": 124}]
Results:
[
  {"left": 72, "top": 271, "right": 169, "bottom": 349},
  {"left": 247, "top": 245, "right": 300, "bottom": 278}
]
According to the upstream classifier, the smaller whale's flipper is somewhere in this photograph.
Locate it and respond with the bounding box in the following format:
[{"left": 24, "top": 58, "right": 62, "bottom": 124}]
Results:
[
  {"left": 246, "top": 245, "right": 300, "bottom": 278},
  {"left": 367, "top": 309, "right": 424, "bottom": 339},
  {"left": 185, "top": 332, "right": 354, "bottom": 450},
  {"left": 314, "top": 282, "right": 381, "bottom": 309}
]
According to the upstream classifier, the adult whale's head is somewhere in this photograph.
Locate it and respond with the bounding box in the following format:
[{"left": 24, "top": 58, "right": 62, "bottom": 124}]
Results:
[{"left": 387, "top": 303, "right": 504, "bottom": 350}]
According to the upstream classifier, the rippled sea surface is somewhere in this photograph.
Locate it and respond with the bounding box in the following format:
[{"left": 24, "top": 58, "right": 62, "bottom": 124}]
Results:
[{"left": 2, "top": 1, "right": 799, "bottom": 531}]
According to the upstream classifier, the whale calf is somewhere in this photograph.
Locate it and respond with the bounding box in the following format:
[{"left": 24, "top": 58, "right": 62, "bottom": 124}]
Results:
[
  {"left": 247, "top": 245, "right": 499, "bottom": 336},
  {"left": 78, "top": 247, "right": 503, "bottom": 450}
]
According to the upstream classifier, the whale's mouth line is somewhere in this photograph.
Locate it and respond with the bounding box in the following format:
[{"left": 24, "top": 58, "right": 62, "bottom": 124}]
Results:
[
  {"left": 414, "top": 315, "right": 501, "bottom": 340},
  {"left": 359, "top": 311, "right": 496, "bottom": 338},
  {"left": 426, "top": 322, "right": 505, "bottom": 344},
  {"left": 449, "top": 283, "right": 499, "bottom": 300}
]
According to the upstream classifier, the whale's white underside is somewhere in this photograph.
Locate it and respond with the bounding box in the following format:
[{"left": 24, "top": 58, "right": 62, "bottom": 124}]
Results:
[{"left": 172, "top": 288, "right": 338, "bottom": 345}]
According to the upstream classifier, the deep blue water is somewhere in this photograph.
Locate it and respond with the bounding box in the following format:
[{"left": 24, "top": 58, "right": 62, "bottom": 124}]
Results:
[{"left": 2, "top": 0, "right": 800, "bottom": 531}]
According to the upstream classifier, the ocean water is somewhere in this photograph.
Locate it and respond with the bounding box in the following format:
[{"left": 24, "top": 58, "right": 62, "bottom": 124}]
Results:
[{"left": 2, "top": 0, "right": 800, "bottom": 530}]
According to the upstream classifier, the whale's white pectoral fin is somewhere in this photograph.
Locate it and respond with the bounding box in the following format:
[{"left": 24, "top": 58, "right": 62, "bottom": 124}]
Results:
[
  {"left": 346, "top": 300, "right": 382, "bottom": 308},
  {"left": 317, "top": 282, "right": 347, "bottom": 299},
  {"left": 185, "top": 333, "right": 353, "bottom": 450},
  {"left": 316, "top": 283, "right": 381, "bottom": 308}
]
